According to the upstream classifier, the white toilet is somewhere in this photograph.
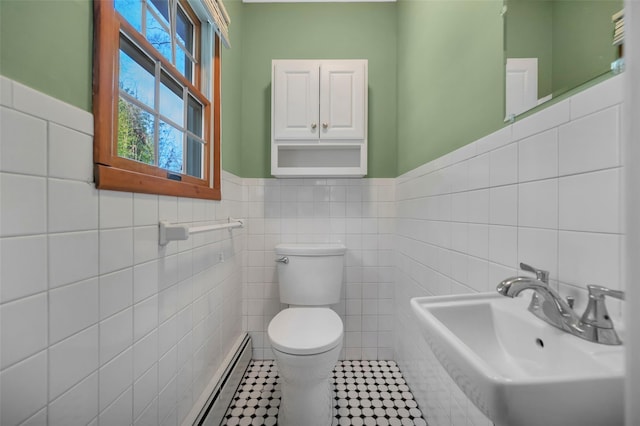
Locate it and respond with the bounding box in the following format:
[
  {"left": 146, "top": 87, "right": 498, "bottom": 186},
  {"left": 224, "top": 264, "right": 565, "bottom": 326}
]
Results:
[{"left": 267, "top": 243, "right": 346, "bottom": 426}]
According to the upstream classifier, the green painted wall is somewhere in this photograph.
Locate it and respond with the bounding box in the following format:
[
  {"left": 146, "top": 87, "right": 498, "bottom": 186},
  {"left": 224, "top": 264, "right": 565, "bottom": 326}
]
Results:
[
  {"left": 1, "top": 0, "right": 616, "bottom": 179},
  {"left": 0, "top": 0, "right": 93, "bottom": 112},
  {"left": 0, "top": 0, "right": 244, "bottom": 175},
  {"left": 505, "top": 0, "right": 620, "bottom": 109},
  {"left": 238, "top": 2, "right": 397, "bottom": 178},
  {"left": 221, "top": 0, "right": 245, "bottom": 176},
  {"left": 506, "top": 0, "right": 554, "bottom": 98},
  {"left": 396, "top": 0, "right": 505, "bottom": 175},
  {"left": 552, "top": 0, "right": 620, "bottom": 96}
]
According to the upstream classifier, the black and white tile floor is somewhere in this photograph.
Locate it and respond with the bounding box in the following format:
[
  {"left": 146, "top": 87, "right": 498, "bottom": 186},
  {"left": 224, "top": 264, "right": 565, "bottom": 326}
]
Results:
[{"left": 222, "top": 360, "right": 427, "bottom": 426}]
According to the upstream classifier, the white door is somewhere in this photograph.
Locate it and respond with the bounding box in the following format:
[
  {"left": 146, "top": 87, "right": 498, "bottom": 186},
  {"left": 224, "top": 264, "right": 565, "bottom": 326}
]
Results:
[
  {"left": 319, "top": 60, "right": 366, "bottom": 140},
  {"left": 505, "top": 58, "right": 538, "bottom": 118},
  {"left": 273, "top": 60, "right": 319, "bottom": 140}
]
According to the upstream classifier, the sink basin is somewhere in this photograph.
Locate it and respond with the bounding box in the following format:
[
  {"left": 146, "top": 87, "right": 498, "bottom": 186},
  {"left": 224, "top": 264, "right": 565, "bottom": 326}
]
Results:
[{"left": 410, "top": 293, "right": 624, "bottom": 426}]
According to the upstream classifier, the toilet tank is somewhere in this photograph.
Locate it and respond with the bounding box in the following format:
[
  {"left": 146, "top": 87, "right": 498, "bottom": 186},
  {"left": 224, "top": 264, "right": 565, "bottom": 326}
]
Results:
[{"left": 274, "top": 243, "right": 346, "bottom": 306}]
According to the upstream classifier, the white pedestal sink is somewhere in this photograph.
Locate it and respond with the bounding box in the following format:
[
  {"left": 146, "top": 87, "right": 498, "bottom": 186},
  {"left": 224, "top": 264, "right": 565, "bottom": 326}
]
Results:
[{"left": 410, "top": 293, "right": 624, "bottom": 426}]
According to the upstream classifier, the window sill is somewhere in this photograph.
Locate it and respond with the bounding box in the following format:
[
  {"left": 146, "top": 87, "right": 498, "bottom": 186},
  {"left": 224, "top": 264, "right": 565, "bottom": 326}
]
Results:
[{"left": 94, "top": 164, "right": 221, "bottom": 200}]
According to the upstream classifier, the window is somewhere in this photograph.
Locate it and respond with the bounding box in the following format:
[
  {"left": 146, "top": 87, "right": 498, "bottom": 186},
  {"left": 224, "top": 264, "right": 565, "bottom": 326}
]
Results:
[{"left": 93, "top": 0, "right": 224, "bottom": 200}]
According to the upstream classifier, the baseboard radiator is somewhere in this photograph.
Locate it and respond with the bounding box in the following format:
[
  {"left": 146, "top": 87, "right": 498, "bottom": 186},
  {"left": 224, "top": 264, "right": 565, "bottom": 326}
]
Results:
[{"left": 194, "top": 334, "right": 252, "bottom": 426}]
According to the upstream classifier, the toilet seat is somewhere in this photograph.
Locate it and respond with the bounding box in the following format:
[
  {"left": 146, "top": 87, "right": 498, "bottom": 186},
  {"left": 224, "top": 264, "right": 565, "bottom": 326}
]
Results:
[{"left": 268, "top": 307, "right": 343, "bottom": 356}]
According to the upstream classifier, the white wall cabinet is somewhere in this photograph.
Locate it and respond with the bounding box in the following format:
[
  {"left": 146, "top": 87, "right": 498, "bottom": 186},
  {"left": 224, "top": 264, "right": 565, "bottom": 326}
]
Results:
[{"left": 271, "top": 59, "right": 368, "bottom": 177}]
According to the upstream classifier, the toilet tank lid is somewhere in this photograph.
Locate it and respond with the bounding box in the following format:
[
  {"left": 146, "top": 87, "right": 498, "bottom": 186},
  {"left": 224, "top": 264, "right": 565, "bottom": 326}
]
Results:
[{"left": 275, "top": 243, "right": 346, "bottom": 256}]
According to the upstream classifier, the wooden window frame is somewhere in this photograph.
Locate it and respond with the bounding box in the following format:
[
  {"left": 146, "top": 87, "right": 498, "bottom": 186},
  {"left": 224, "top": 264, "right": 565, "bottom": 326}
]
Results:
[{"left": 93, "top": 0, "right": 221, "bottom": 200}]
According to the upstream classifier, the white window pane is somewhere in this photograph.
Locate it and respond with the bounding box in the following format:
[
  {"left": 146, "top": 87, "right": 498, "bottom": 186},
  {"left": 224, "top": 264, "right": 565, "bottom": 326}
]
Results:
[
  {"left": 119, "top": 37, "right": 155, "bottom": 108},
  {"left": 146, "top": 10, "right": 171, "bottom": 63},
  {"left": 115, "top": 0, "right": 142, "bottom": 32},
  {"left": 148, "top": 0, "right": 169, "bottom": 24},
  {"left": 160, "top": 72, "right": 184, "bottom": 126},
  {"left": 158, "top": 121, "right": 183, "bottom": 173},
  {"left": 187, "top": 95, "right": 203, "bottom": 137},
  {"left": 175, "top": 47, "right": 194, "bottom": 83},
  {"left": 186, "top": 136, "right": 203, "bottom": 178},
  {"left": 176, "top": 7, "right": 194, "bottom": 54}
]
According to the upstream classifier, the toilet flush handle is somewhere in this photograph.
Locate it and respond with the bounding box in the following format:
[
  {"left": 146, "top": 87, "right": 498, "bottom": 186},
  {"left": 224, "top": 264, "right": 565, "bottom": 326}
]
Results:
[{"left": 276, "top": 257, "right": 289, "bottom": 264}]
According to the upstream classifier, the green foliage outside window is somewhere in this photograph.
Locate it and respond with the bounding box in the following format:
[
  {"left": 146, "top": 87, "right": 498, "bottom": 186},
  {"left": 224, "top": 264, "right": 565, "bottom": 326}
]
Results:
[{"left": 117, "top": 98, "right": 154, "bottom": 165}]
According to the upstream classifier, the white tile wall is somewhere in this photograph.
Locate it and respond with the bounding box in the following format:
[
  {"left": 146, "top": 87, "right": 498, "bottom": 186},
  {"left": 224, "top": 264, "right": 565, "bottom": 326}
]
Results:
[
  {"left": 0, "top": 106, "right": 47, "bottom": 175},
  {"left": 0, "top": 72, "right": 628, "bottom": 426},
  {"left": 49, "top": 326, "right": 99, "bottom": 400},
  {"left": 0, "top": 77, "right": 244, "bottom": 426},
  {"left": 0, "top": 293, "right": 48, "bottom": 369},
  {"left": 242, "top": 177, "right": 396, "bottom": 360},
  {"left": 0, "top": 235, "right": 48, "bottom": 303},
  {"left": 0, "top": 351, "right": 49, "bottom": 426},
  {"left": 394, "top": 75, "right": 625, "bottom": 426},
  {"left": 0, "top": 173, "right": 47, "bottom": 237}
]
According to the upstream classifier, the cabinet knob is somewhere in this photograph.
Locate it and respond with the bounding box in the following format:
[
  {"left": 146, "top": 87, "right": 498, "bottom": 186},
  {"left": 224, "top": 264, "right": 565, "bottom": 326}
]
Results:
[
  {"left": 322, "top": 122, "right": 329, "bottom": 129},
  {"left": 311, "top": 123, "right": 317, "bottom": 129}
]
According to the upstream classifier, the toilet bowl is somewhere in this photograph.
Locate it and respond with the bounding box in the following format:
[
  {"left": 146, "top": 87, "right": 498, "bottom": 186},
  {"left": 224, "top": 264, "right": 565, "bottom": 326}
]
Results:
[
  {"left": 267, "top": 243, "right": 346, "bottom": 426},
  {"left": 268, "top": 307, "right": 343, "bottom": 426}
]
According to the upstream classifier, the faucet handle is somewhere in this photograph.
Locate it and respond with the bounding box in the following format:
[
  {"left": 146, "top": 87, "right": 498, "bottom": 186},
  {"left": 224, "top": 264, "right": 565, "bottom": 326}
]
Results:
[
  {"left": 519, "top": 262, "right": 549, "bottom": 284},
  {"left": 581, "top": 285, "right": 625, "bottom": 329},
  {"left": 586, "top": 285, "right": 625, "bottom": 301}
]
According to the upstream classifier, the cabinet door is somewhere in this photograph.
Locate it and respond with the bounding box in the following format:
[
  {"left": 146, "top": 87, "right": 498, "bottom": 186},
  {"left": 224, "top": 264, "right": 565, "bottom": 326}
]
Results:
[
  {"left": 272, "top": 61, "right": 320, "bottom": 140},
  {"left": 319, "top": 60, "right": 366, "bottom": 140}
]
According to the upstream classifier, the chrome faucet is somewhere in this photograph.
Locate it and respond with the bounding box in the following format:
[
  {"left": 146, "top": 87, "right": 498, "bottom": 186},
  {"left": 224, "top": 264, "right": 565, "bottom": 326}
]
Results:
[
  {"left": 579, "top": 285, "right": 625, "bottom": 345},
  {"left": 497, "top": 263, "right": 625, "bottom": 345}
]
